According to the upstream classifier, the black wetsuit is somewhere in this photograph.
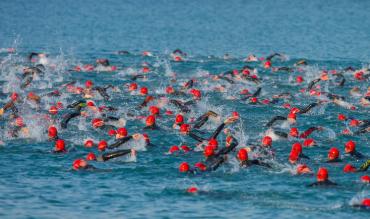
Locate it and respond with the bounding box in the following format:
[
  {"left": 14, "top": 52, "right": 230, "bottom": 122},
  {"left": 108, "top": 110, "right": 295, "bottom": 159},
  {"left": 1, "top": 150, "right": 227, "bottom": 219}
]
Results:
[{"left": 307, "top": 180, "right": 338, "bottom": 187}]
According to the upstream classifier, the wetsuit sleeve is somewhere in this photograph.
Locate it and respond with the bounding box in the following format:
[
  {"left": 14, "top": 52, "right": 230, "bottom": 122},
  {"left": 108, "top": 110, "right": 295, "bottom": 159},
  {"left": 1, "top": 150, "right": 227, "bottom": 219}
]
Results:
[
  {"left": 215, "top": 137, "right": 239, "bottom": 156},
  {"left": 218, "top": 76, "right": 234, "bottom": 84},
  {"left": 207, "top": 156, "right": 226, "bottom": 171},
  {"left": 94, "top": 87, "right": 110, "bottom": 100},
  {"left": 252, "top": 87, "right": 262, "bottom": 97},
  {"left": 299, "top": 127, "right": 319, "bottom": 138},
  {"left": 108, "top": 136, "right": 133, "bottom": 149},
  {"left": 298, "top": 103, "right": 318, "bottom": 114},
  {"left": 188, "top": 131, "right": 207, "bottom": 142},
  {"left": 60, "top": 111, "right": 81, "bottom": 129},
  {"left": 358, "top": 159, "right": 370, "bottom": 172},
  {"left": 100, "top": 149, "right": 131, "bottom": 161},
  {"left": 307, "top": 78, "right": 321, "bottom": 90},
  {"left": 250, "top": 160, "right": 272, "bottom": 168},
  {"left": 265, "top": 116, "right": 287, "bottom": 127},
  {"left": 192, "top": 111, "right": 218, "bottom": 129},
  {"left": 169, "top": 99, "right": 190, "bottom": 113},
  {"left": 209, "top": 123, "right": 226, "bottom": 140}
]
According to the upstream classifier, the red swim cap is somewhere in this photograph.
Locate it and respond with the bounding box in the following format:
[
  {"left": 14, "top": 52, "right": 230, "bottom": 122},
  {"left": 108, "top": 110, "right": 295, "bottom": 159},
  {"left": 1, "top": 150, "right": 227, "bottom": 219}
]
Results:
[
  {"left": 361, "top": 175, "right": 370, "bottom": 183},
  {"left": 179, "top": 162, "right": 190, "bottom": 172},
  {"left": 292, "top": 142, "right": 302, "bottom": 154},
  {"left": 117, "top": 128, "right": 128, "bottom": 137},
  {"left": 166, "top": 86, "right": 174, "bottom": 94},
  {"left": 48, "top": 126, "right": 58, "bottom": 138},
  {"left": 194, "top": 162, "right": 207, "bottom": 171},
  {"left": 343, "top": 164, "right": 356, "bottom": 173},
  {"left": 10, "top": 92, "right": 19, "bottom": 101},
  {"left": 361, "top": 199, "right": 370, "bottom": 207},
  {"left": 349, "top": 119, "right": 360, "bottom": 127},
  {"left": 345, "top": 140, "right": 356, "bottom": 153},
  {"left": 303, "top": 138, "right": 315, "bottom": 147},
  {"left": 262, "top": 136, "right": 272, "bottom": 147},
  {"left": 190, "top": 89, "right": 201, "bottom": 99},
  {"left": 87, "top": 101, "right": 95, "bottom": 107},
  {"left": 328, "top": 147, "right": 340, "bottom": 161},
  {"left": 86, "top": 152, "right": 96, "bottom": 161},
  {"left": 317, "top": 167, "right": 328, "bottom": 182},
  {"left": 92, "top": 118, "right": 104, "bottom": 128},
  {"left": 146, "top": 115, "right": 156, "bottom": 126},
  {"left": 287, "top": 113, "right": 297, "bottom": 120},
  {"left": 240, "top": 89, "right": 249, "bottom": 95},
  {"left": 250, "top": 97, "right": 258, "bottom": 103},
  {"left": 56, "top": 102, "right": 63, "bottom": 109},
  {"left": 140, "top": 87, "right": 148, "bottom": 95},
  {"left": 180, "top": 124, "right": 190, "bottom": 134},
  {"left": 232, "top": 111, "right": 240, "bottom": 119},
  {"left": 237, "top": 149, "right": 248, "bottom": 161},
  {"left": 297, "top": 164, "right": 311, "bottom": 174},
  {"left": 108, "top": 129, "right": 117, "bottom": 136},
  {"left": 203, "top": 145, "right": 215, "bottom": 157},
  {"left": 338, "top": 114, "right": 346, "bottom": 121},
  {"left": 84, "top": 139, "right": 94, "bottom": 148},
  {"left": 15, "top": 117, "right": 24, "bottom": 127},
  {"left": 49, "top": 106, "right": 58, "bottom": 115},
  {"left": 98, "top": 140, "right": 107, "bottom": 151},
  {"left": 175, "top": 114, "right": 184, "bottom": 124},
  {"left": 187, "top": 186, "right": 198, "bottom": 193},
  {"left": 174, "top": 56, "right": 183, "bottom": 62},
  {"left": 264, "top": 61, "right": 271, "bottom": 69},
  {"left": 289, "top": 150, "right": 299, "bottom": 164},
  {"left": 208, "top": 139, "right": 218, "bottom": 150},
  {"left": 296, "top": 76, "right": 304, "bottom": 83},
  {"left": 289, "top": 128, "right": 299, "bottom": 137},
  {"left": 85, "top": 80, "right": 93, "bottom": 88},
  {"left": 55, "top": 139, "right": 65, "bottom": 152},
  {"left": 149, "top": 106, "right": 160, "bottom": 115},
  {"left": 142, "top": 66, "right": 150, "bottom": 73},
  {"left": 129, "top": 83, "right": 138, "bottom": 91},
  {"left": 169, "top": 145, "right": 180, "bottom": 154},
  {"left": 181, "top": 145, "right": 191, "bottom": 152},
  {"left": 72, "top": 159, "right": 87, "bottom": 170}
]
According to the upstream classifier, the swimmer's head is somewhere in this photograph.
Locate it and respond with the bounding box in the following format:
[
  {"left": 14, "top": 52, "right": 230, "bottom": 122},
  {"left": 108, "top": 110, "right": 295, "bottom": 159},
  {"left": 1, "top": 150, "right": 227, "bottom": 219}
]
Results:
[
  {"left": 84, "top": 139, "right": 94, "bottom": 148},
  {"left": 49, "top": 106, "right": 58, "bottom": 115},
  {"left": 343, "top": 164, "right": 356, "bottom": 173},
  {"left": 208, "top": 139, "right": 218, "bottom": 150},
  {"left": 296, "top": 164, "right": 312, "bottom": 174},
  {"left": 169, "top": 145, "right": 180, "bottom": 154},
  {"left": 10, "top": 92, "right": 19, "bottom": 101},
  {"left": 261, "top": 136, "right": 272, "bottom": 147},
  {"left": 116, "top": 128, "right": 128, "bottom": 138},
  {"left": 166, "top": 86, "right": 175, "bottom": 94},
  {"left": 55, "top": 139, "right": 65, "bottom": 152},
  {"left": 48, "top": 126, "right": 58, "bottom": 139},
  {"left": 140, "top": 87, "right": 148, "bottom": 95},
  {"left": 289, "top": 128, "right": 299, "bottom": 137},
  {"left": 149, "top": 106, "right": 160, "bottom": 115},
  {"left": 129, "top": 83, "right": 138, "bottom": 91},
  {"left": 175, "top": 114, "right": 184, "bottom": 124},
  {"left": 328, "top": 147, "right": 340, "bottom": 161},
  {"left": 146, "top": 115, "right": 156, "bottom": 126},
  {"left": 179, "top": 162, "right": 190, "bottom": 172},
  {"left": 85, "top": 80, "right": 93, "bottom": 88},
  {"left": 194, "top": 162, "right": 206, "bottom": 171},
  {"left": 72, "top": 159, "right": 87, "bottom": 170},
  {"left": 179, "top": 124, "right": 190, "bottom": 134},
  {"left": 92, "top": 118, "right": 104, "bottom": 128},
  {"left": 237, "top": 149, "right": 248, "bottom": 161},
  {"left": 345, "top": 140, "right": 356, "bottom": 153},
  {"left": 98, "top": 140, "right": 107, "bottom": 151},
  {"left": 317, "top": 167, "right": 328, "bottom": 182},
  {"left": 86, "top": 152, "right": 96, "bottom": 161},
  {"left": 108, "top": 129, "right": 117, "bottom": 136},
  {"left": 203, "top": 145, "right": 215, "bottom": 157}
]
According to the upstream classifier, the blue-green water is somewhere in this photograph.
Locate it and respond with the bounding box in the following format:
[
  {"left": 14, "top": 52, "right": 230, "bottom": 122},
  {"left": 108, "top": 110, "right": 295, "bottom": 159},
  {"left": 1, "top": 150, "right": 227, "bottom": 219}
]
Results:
[{"left": 0, "top": 0, "right": 369, "bottom": 218}]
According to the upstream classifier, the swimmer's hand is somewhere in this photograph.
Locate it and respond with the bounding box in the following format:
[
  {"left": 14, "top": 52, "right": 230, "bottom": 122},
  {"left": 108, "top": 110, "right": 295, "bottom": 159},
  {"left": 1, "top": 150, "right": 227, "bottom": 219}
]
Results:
[
  {"left": 224, "top": 116, "right": 238, "bottom": 124},
  {"left": 0, "top": 108, "right": 4, "bottom": 116},
  {"left": 132, "top": 133, "right": 141, "bottom": 140}
]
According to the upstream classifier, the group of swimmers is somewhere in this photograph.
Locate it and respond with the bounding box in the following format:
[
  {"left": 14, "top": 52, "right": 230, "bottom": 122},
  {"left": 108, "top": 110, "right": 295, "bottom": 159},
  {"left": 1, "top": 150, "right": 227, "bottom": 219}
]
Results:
[{"left": 0, "top": 48, "right": 369, "bottom": 208}]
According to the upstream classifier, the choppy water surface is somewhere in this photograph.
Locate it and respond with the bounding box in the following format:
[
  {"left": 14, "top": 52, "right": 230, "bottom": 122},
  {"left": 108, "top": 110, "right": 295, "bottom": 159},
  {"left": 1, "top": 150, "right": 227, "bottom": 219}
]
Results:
[{"left": 0, "top": 0, "right": 369, "bottom": 218}]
